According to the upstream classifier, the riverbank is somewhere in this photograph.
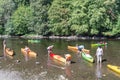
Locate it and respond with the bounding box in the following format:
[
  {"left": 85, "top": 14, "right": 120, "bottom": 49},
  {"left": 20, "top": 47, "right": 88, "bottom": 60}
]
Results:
[{"left": 0, "top": 35, "right": 120, "bottom": 40}]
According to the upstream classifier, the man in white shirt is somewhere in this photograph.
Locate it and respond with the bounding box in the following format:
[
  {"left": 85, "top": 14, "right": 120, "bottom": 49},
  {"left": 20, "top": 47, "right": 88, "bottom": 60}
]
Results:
[{"left": 96, "top": 46, "right": 103, "bottom": 64}]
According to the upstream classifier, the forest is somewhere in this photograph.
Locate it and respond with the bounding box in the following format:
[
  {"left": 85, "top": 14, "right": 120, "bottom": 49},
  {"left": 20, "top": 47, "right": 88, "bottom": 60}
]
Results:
[{"left": 0, "top": 0, "right": 120, "bottom": 38}]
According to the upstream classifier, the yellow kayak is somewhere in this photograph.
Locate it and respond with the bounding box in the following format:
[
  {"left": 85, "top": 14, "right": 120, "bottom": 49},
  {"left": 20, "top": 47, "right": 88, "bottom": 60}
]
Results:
[
  {"left": 5, "top": 48, "right": 14, "bottom": 56},
  {"left": 107, "top": 64, "right": 120, "bottom": 74},
  {"left": 21, "top": 48, "right": 37, "bottom": 58},
  {"left": 68, "top": 46, "right": 90, "bottom": 54}
]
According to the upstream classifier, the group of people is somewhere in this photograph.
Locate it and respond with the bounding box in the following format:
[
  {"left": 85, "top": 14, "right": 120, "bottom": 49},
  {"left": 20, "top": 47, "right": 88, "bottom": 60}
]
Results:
[
  {"left": 47, "top": 44, "right": 104, "bottom": 64},
  {"left": 3, "top": 39, "right": 103, "bottom": 65},
  {"left": 3, "top": 40, "right": 30, "bottom": 57},
  {"left": 77, "top": 44, "right": 103, "bottom": 64}
]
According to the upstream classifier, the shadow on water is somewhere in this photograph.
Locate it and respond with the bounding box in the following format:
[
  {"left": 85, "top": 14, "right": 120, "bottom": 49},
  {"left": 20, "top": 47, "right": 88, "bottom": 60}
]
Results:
[
  {"left": 102, "top": 59, "right": 107, "bottom": 62},
  {"left": 71, "top": 61, "right": 76, "bottom": 64}
]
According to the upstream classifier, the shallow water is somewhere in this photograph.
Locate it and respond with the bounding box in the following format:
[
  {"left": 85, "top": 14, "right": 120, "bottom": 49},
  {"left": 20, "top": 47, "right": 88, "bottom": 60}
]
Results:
[{"left": 0, "top": 38, "right": 120, "bottom": 80}]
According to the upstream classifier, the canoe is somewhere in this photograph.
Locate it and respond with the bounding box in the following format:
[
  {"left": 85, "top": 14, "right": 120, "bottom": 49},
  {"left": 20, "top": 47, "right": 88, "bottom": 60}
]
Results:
[
  {"left": 28, "top": 40, "right": 40, "bottom": 43},
  {"left": 81, "top": 52, "right": 94, "bottom": 63},
  {"left": 5, "top": 48, "right": 14, "bottom": 56},
  {"left": 107, "top": 64, "right": 120, "bottom": 74},
  {"left": 68, "top": 46, "right": 90, "bottom": 54},
  {"left": 49, "top": 52, "right": 66, "bottom": 63},
  {"left": 91, "top": 43, "right": 107, "bottom": 47},
  {"left": 21, "top": 48, "right": 37, "bottom": 58}
]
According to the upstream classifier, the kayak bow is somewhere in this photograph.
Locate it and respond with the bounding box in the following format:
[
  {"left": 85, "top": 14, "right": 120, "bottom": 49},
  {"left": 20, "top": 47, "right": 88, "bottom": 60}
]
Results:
[{"left": 107, "top": 64, "right": 120, "bottom": 74}]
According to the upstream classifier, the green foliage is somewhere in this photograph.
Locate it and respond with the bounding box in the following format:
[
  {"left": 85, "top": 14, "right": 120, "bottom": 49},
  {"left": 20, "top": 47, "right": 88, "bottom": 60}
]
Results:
[
  {"left": 0, "top": 0, "right": 120, "bottom": 37},
  {"left": 0, "top": 0, "right": 15, "bottom": 26},
  {"left": 30, "top": 0, "right": 51, "bottom": 35},
  {"left": 48, "top": 0, "right": 72, "bottom": 36},
  {"left": 0, "top": 25, "right": 4, "bottom": 34},
  {"left": 6, "top": 6, "right": 33, "bottom": 35}
]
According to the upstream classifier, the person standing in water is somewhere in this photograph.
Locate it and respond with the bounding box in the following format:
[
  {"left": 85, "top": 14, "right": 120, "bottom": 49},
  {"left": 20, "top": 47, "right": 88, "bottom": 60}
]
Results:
[
  {"left": 96, "top": 46, "right": 103, "bottom": 64},
  {"left": 24, "top": 46, "right": 30, "bottom": 61},
  {"left": 3, "top": 40, "right": 6, "bottom": 57},
  {"left": 47, "top": 45, "right": 54, "bottom": 55}
]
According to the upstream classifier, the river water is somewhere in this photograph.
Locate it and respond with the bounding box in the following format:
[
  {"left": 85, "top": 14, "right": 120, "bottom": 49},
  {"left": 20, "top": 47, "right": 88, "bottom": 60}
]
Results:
[{"left": 0, "top": 38, "right": 120, "bottom": 80}]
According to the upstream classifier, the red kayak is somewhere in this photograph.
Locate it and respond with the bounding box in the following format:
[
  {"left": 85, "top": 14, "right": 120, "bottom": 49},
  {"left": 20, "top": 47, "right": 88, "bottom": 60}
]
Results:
[{"left": 49, "top": 53, "right": 66, "bottom": 63}]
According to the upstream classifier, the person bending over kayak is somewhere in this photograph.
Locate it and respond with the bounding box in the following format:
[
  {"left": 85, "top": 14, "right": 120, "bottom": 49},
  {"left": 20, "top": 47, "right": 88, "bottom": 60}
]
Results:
[
  {"left": 47, "top": 45, "right": 54, "bottom": 54},
  {"left": 76, "top": 44, "right": 84, "bottom": 56},
  {"left": 96, "top": 46, "right": 103, "bottom": 64},
  {"left": 65, "top": 54, "right": 71, "bottom": 65}
]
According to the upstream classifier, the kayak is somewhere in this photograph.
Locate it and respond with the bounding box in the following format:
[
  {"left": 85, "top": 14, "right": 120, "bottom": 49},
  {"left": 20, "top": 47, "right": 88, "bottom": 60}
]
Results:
[
  {"left": 81, "top": 52, "right": 94, "bottom": 63},
  {"left": 107, "top": 64, "right": 120, "bottom": 74},
  {"left": 28, "top": 40, "right": 40, "bottom": 43},
  {"left": 5, "top": 48, "right": 14, "bottom": 56},
  {"left": 68, "top": 46, "right": 90, "bottom": 54},
  {"left": 49, "top": 52, "right": 66, "bottom": 63},
  {"left": 91, "top": 43, "right": 107, "bottom": 47},
  {"left": 21, "top": 48, "right": 37, "bottom": 58}
]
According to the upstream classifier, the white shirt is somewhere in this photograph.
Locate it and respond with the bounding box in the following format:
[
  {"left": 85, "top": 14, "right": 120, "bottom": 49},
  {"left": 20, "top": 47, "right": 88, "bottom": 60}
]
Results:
[{"left": 96, "top": 47, "right": 103, "bottom": 56}]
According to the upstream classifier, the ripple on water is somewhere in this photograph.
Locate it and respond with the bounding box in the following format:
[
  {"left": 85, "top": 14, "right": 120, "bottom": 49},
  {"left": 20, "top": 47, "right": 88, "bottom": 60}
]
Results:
[{"left": 0, "top": 69, "right": 23, "bottom": 80}]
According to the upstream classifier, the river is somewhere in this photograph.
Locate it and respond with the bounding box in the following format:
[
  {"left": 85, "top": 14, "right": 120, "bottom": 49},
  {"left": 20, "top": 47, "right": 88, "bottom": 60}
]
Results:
[{"left": 0, "top": 38, "right": 120, "bottom": 80}]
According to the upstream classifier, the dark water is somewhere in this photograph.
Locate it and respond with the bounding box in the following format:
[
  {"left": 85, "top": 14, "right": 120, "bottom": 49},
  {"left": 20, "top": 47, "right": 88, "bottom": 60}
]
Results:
[{"left": 0, "top": 38, "right": 120, "bottom": 80}]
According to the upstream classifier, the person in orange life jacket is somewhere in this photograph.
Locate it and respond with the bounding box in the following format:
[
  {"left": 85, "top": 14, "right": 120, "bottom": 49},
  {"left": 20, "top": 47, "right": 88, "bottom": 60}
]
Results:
[{"left": 96, "top": 46, "right": 103, "bottom": 64}]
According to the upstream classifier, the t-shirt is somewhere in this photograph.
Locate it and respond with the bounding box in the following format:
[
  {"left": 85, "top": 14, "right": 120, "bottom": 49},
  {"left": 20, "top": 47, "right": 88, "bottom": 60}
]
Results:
[{"left": 96, "top": 48, "right": 103, "bottom": 56}]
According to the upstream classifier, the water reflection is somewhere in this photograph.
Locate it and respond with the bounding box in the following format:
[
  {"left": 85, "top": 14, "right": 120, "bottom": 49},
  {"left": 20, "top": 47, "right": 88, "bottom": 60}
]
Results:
[
  {"left": 65, "top": 65, "right": 72, "bottom": 79},
  {"left": 24, "top": 53, "right": 29, "bottom": 61},
  {"left": 47, "top": 55, "right": 65, "bottom": 69},
  {"left": 95, "top": 63, "right": 102, "bottom": 80}
]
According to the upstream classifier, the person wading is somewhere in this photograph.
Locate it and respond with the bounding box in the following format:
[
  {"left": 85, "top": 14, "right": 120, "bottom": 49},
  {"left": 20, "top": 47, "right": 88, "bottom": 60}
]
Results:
[
  {"left": 96, "top": 46, "right": 103, "bottom": 64},
  {"left": 3, "top": 40, "right": 6, "bottom": 57}
]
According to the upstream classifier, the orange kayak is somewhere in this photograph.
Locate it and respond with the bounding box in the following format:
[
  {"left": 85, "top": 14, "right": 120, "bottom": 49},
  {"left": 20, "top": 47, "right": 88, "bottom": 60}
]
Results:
[
  {"left": 5, "top": 48, "right": 14, "bottom": 56},
  {"left": 50, "top": 52, "right": 66, "bottom": 63},
  {"left": 68, "top": 46, "right": 90, "bottom": 54},
  {"left": 21, "top": 48, "right": 37, "bottom": 58}
]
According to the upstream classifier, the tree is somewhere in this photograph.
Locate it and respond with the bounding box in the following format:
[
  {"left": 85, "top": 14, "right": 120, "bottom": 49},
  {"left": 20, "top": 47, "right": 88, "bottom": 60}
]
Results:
[
  {"left": 0, "top": 0, "right": 15, "bottom": 34},
  {"left": 6, "top": 6, "right": 33, "bottom": 35},
  {"left": 48, "top": 0, "right": 72, "bottom": 36},
  {"left": 30, "top": 0, "right": 51, "bottom": 35}
]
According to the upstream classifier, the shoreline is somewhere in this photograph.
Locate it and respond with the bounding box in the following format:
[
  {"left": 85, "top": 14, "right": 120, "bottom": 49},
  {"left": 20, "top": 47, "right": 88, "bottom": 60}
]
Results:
[{"left": 0, "top": 35, "right": 120, "bottom": 40}]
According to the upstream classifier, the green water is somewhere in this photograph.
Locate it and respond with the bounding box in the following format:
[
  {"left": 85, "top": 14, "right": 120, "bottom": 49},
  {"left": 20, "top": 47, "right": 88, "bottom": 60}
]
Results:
[{"left": 0, "top": 38, "right": 120, "bottom": 80}]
